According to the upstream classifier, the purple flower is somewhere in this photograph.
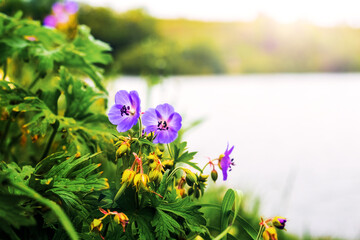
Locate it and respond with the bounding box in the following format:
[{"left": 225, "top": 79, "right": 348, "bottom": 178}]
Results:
[
  {"left": 108, "top": 90, "right": 141, "bottom": 133},
  {"left": 219, "top": 143, "right": 234, "bottom": 181},
  {"left": 142, "top": 103, "right": 182, "bottom": 144},
  {"left": 64, "top": 1, "right": 79, "bottom": 14},
  {"left": 43, "top": 15, "right": 57, "bottom": 28}
]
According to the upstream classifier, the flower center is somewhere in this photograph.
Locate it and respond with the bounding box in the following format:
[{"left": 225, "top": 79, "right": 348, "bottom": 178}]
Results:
[
  {"left": 157, "top": 121, "right": 169, "bottom": 131},
  {"left": 120, "top": 105, "right": 135, "bottom": 116}
]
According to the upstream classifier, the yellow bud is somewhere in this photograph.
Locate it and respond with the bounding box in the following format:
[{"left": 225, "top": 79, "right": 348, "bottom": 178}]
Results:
[
  {"left": 133, "top": 173, "right": 149, "bottom": 191},
  {"left": 116, "top": 142, "right": 130, "bottom": 158},
  {"left": 122, "top": 169, "right": 136, "bottom": 186},
  {"left": 155, "top": 147, "right": 163, "bottom": 158},
  {"left": 90, "top": 218, "right": 103, "bottom": 232},
  {"left": 149, "top": 169, "right": 163, "bottom": 183},
  {"left": 263, "top": 227, "right": 278, "bottom": 240},
  {"left": 185, "top": 169, "right": 197, "bottom": 186},
  {"left": 199, "top": 174, "right": 209, "bottom": 182},
  {"left": 162, "top": 160, "right": 174, "bottom": 169}
]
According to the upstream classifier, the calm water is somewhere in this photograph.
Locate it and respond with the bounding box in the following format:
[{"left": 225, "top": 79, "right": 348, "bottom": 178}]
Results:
[{"left": 108, "top": 74, "right": 360, "bottom": 239}]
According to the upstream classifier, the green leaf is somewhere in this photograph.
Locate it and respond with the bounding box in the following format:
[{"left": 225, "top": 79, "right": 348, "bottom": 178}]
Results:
[
  {"left": 157, "top": 197, "right": 207, "bottom": 236},
  {"left": 0, "top": 192, "right": 36, "bottom": 228},
  {"left": 59, "top": 67, "right": 106, "bottom": 121},
  {"left": 151, "top": 209, "right": 184, "bottom": 240},
  {"left": 219, "top": 189, "right": 236, "bottom": 240},
  {"left": 136, "top": 214, "right": 156, "bottom": 240},
  {"left": 10, "top": 181, "right": 79, "bottom": 240},
  {"left": 171, "top": 141, "right": 201, "bottom": 171}
]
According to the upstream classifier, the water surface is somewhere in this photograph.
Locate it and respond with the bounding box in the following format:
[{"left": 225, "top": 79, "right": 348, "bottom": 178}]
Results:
[{"left": 108, "top": 74, "right": 360, "bottom": 239}]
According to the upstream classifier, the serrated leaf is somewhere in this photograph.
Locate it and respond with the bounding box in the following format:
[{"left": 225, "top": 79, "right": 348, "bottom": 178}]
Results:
[
  {"left": 136, "top": 214, "right": 156, "bottom": 240},
  {"left": 157, "top": 197, "right": 207, "bottom": 236},
  {"left": 151, "top": 209, "right": 184, "bottom": 240}
]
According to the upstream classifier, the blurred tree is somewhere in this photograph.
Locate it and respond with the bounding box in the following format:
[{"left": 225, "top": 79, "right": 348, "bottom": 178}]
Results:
[
  {"left": 78, "top": 6, "right": 157, "bottom": 55},
  {"left": 0, "top": 0, "right": 56, "bottom": 20}
]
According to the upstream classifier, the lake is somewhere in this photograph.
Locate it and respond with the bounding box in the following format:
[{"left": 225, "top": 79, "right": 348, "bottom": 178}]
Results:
[{"left": 107, "top": 74, "right": 360, "bottom": 239}]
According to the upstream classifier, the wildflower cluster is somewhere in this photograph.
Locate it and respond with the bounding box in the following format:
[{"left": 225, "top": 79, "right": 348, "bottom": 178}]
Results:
[
  {"left": 43, "top": 0, "right": 78, "bottom": 36},
  {"left": 90, "top": 208, "right": 129, "bottom": 239},
  {"left": 105, "top": 90, "right": 239, "bottom": 235},
  {"left": 259, "top": 216, "right": 288, "bottom": 240}
]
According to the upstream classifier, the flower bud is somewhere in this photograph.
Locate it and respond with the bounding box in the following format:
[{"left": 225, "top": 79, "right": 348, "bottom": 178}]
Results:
[
  {"left": 194, "top": 187, "right": 201, "bottom": 199},
  {"left": 184, "top": 169, "right": 197, "bottom": 186},
  {"left": 114, "top": 212, "right": 129, "bottom": 232},
  {"left": 149, "top": 169, "right": 163, "bottom": 184},
  {"left": 116, "top": 142, "right": 130, "bottom": 158},
  {"left": 211, "top": 169, "right": 218, "bottom": 182},
  {"left": 155, "top": 147, "right": 163, "bottom": 158},
  {"left": 272, "top": 216, "right": 287, "bottom": 230},
  {"left": 133, "top": 173, "right": 149, "bottom": 191},
  {"left": 188, "top": 187, "right": 194, "bottom": 196},
  {"left": 90, "top": 218, "right": 103, "bottom": 232},
  {"left": 199, "top": 174, "right": 209, "bottom": 182},
  {"left": 162, "top": 160, "right": 174, "bottom": 170},
  {"left": 176, "top": 188, "right": 186, "bottom": 198},
  {"left": 263, "top": 227, "right": 278, "bottom": 240},
  {"left": 122, "top": 169, "right": 136, "bottom": 186}
]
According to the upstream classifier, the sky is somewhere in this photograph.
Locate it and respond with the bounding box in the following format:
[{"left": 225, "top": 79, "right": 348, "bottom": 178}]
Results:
[{"left": 78, "top": 0, "right": 360, "bottom": 27}]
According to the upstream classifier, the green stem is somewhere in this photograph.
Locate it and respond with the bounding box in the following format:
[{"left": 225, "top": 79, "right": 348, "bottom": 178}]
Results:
[
  {"left": 255, "top": 225, "right": 265, "bottom": 240},
  {"left": 28, "top": 73, "right": 41, "bottom": 90},
  {"left": 166, "top": 167, "right": 184, "bottom": 184},
  {"left": 167, "top": 143, "right": 173, "bottom": 159},
  {"left": 138, "top": 117, "right": 142, "bottom": 138},
  {"left": 201, "top": 162, "right": 210, "bottom": 173},
  {"left": 114, "top": 183, "right": 127, "bottom": 202},
  {"left": 41, "top": 121, "right": 59, "bottom": 160},
  {"left": 11, "top": 182, "right": 79, "bottom": 240},
  {"left": 2, "top": 58, "right": 7, "bottom": 81}
]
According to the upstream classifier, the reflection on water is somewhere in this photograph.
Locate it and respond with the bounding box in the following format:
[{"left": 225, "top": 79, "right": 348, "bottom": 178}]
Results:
[{"left": 108, "top": 74, "right": 360, "bottom": 239}]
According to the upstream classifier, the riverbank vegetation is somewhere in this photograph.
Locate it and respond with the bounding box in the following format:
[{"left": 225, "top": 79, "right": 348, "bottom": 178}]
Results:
[{"left": 2, "top": 1, "right": 360, "bottom": 75}]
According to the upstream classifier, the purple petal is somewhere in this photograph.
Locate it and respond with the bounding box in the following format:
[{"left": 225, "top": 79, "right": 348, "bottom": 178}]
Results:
[
  {"left": 43, "top": 15, "right": 57, "bottom": 28},
  {"left": 129, "top": 91, "right": 141, "bottom": 111},
  {"left": 154, "top": 129, "right": 178, "bottom": 144},
  {"left": 115, "top": 90, "right": 131, "bottom": 106},
  {"left": 168, "top": 112, "right": 182, "bottom": 131},
  {"left": 56, "top": 12, "right": 70, "bottom": 23},
  {"left": 144, "top": 125, "right": 157, "bottom": 133},
  {"left": 52, "top": 2, "right": 64, "bottom": 15},
  {"left": 64, "top": 1, "right": 79, "bottom": 14},
  {"left": 108, "top": 104, "right": 122, "bottom": 125},
  {"left": 142, "top": 108, "right": 158, "bottom": 127},
  {"left": 116, "top": 115, "right": 138, "bottom": 132},
  {"left": 226, "top": 145, "right": 234, "bottom": 155},
  {"left": 221, "top": 156, "right": 231, "bottom": 180},
  {"left": 155, "top": 103, "right": 174, "bottom": 119}
]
